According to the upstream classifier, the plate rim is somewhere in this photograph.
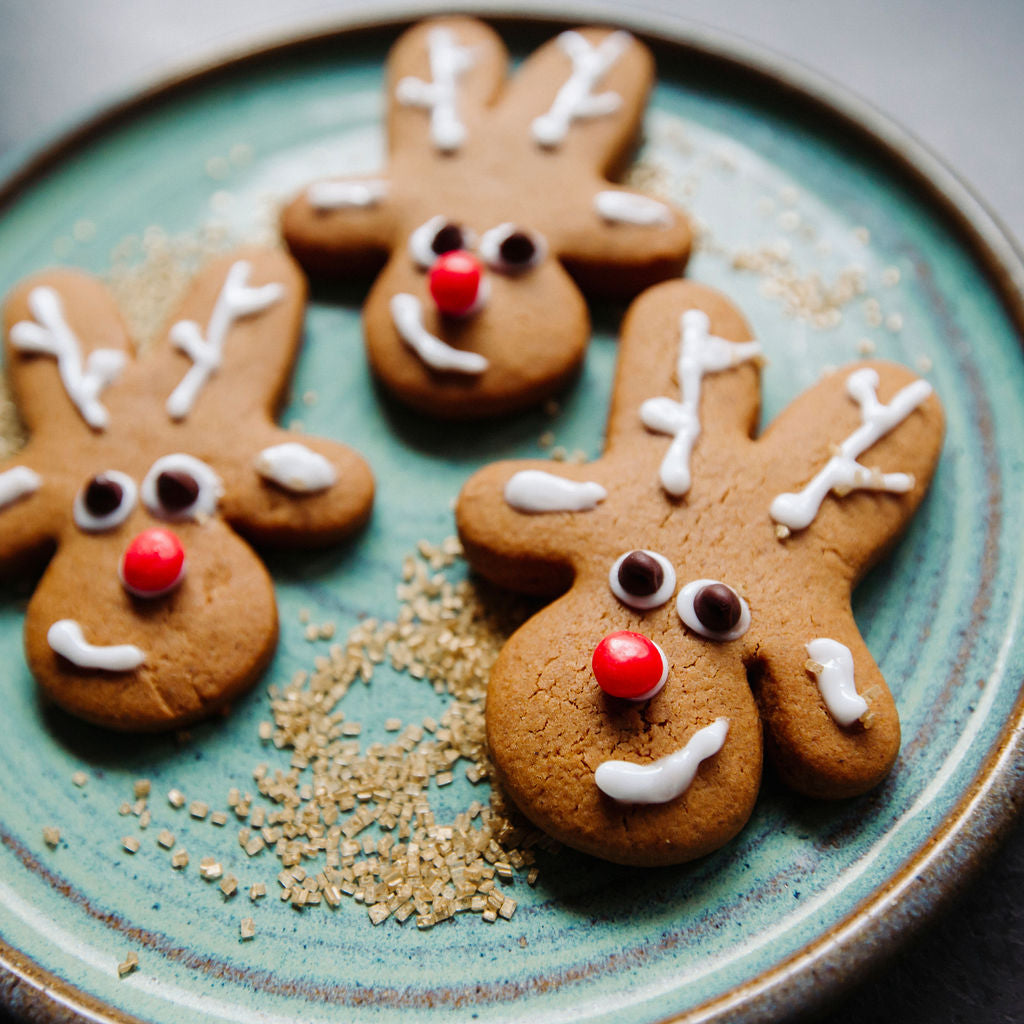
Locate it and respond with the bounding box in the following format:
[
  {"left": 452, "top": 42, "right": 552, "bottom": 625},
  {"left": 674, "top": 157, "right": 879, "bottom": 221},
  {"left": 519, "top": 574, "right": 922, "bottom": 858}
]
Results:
[{"left": 1, "top": 5, "right": 1023, "bottom": 1023}]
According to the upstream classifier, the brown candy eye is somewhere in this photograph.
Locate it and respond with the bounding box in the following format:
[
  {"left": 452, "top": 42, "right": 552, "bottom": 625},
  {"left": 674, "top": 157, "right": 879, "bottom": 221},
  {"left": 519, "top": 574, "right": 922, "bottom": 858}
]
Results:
[
  {"left": 74, "top": 469, "right": 138, "bottom": 532},
  {"left": 498, "top": 231, "right": 536, "bottom": 266},
  {"left": 480, "top": 223, "right": 547, "bottom": 274},
  {"left": 409, "top": 216, "right": 478, "bottom": 269},
  {"left": 431, "top": 222, "right": 466, "bottom": 255},
  {"left": 617, "top": 550, "right": 664, "bottom": 598},
  {"left": 693, "top": 583, "right": 742, "bottom": 633},
  {"left": 84, "top": 474, "right": 125, "bottom": 518},
  {"left": 677, "top": 578, "right": 751, "bottom": 641},
  {"left": 609, "top": 549, "right": 676, "bottom": 610},
  {"left": 142, "top": 454, "right": 221, "bottom": 522},
  {"left": 156, "top": 470, "right": 200, "bottom": 512}
]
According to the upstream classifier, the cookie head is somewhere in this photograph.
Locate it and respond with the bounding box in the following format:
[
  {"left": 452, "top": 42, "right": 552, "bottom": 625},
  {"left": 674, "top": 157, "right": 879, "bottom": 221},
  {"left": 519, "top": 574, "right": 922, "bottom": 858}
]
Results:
[
  {"left": 0, "top": 249, "right": 375, "bottom": 731},
  {"left": 361, "top": 206, "right": 589, "bottom": 416},
  {"left": 282, "top": 18, "right": 693, "bottom": 418},
  {"left": 457, "top": 279, "right": 944, "bottom": 865}
]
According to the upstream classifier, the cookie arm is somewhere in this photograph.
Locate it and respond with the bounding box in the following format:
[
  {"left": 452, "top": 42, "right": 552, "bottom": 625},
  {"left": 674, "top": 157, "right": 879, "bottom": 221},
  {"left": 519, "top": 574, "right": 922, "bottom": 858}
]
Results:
[
  {"left": 554, "top": 181, "right": 692, "bottom": 299},
  {"left": 220, "top": 430, "right": 374, "bottom": 548},
  {"left": 456, "top": 458, "right": 610, "bottom": 596},
  {"left": 280, "top": 179, "right": 396, "bottom": 280},
  {"left": 751, "top": 604, "right": 900, "bottom": 798},
  {"left": 0, "top": 449, "right": 62, "bottom": 577}
]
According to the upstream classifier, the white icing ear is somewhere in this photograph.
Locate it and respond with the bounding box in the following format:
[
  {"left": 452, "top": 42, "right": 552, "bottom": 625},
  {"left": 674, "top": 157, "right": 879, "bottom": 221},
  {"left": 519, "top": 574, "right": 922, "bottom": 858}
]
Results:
[
  {"left": 770, "top": 369, "right": 932, "bottom": 531},
  {"left": 395, "top": 26, "right": 476, "bottom": 153},
  {"left": 531, "top": 30, "right": 632, "bottom": 148},
  {"left": 0, "top": 466, "right": 42, "bottom": 510},
  {"left": 166, "top": 261, "right": 284, "bottom": 421},
  {"left": 8, "top": 286, "right": 125, "bottom": 431},
  {"left": 255, "top": 443, "right": 337, "bottom": 494}
]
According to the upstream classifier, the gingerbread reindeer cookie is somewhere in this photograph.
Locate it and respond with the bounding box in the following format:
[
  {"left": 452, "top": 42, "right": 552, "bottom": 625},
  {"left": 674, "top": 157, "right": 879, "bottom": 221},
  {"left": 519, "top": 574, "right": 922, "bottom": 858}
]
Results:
[
  {"left": 282, "top": 17, "right": 692, "bottom": 418},
  {"left": 0, "top": 247, "right": 374, "bottom": 731},
  {"left": 456, "top": 280, "right": 944, "bottom": 865}
]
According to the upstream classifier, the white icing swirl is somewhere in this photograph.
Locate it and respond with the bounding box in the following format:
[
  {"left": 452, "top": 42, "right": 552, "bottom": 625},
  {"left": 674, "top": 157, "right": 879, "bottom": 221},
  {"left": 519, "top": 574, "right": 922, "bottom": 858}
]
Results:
[
  {"left": 48, "top": 619, "right": 145, "bottom": 672},
  {"left": 0, "top": 466, "right": 42, "bottom": 510},
  {"left": 595, "top": 718, "right": 729, "bottom": 804},
  {"left": 166, "top": 260, "right": 284, "bottom": 421},
  {"left": 594, "top": 190, "right": 672, "bottom": 227},
  {"left": 504, "top": 470, "right": 606, "bottom": 512},
  {"left": 9, "top": 286, "right": 125, "bottom": 431},
  {"left": 806, "top": 637, "right": 869, "bottom": 727},
  {"left": 641, "top": 309, "right": 762, "bottom": 496},
  {"left": 531, "top": 30, "right": 631, "bottom": 148},
  {"left": 395, "top": 27, "right": 475, "bottom": 153},
  {"left": 389, "top": 293, "right": 489, "bottom": 374},
  {"left": 770, "top": 369, "right": 932, "bottom": 531},
  {"left": 307, "top": 179, "right": 388, "bottom": 211},
  {"left": 255, "top": 443, "right": 336, "bottom": 493}
]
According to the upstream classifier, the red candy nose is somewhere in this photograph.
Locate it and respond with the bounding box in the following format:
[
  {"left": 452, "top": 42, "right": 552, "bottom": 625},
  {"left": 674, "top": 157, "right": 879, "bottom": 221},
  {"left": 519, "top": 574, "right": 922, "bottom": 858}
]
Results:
[
  {"left": 592, "top": 630, "right": 668, "bottom": 701},
  {"left": 120, "top": 527, "right": 186, "bottom": 598},
  {"left": 428, "top": 250, "right": 485, "bottom": 316}
]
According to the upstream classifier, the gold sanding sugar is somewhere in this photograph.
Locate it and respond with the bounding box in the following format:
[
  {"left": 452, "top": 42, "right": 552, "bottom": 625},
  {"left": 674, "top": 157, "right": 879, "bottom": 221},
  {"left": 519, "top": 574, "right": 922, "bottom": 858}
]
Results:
[
  {"left": 117, "top": 951, "right": 139, "bottom": 978},
  {"left": 245, "top": 537, "right": 552, "bottom": 926},
  {"left": 0, "top": 375, "right": 25, "bottom": 461}
]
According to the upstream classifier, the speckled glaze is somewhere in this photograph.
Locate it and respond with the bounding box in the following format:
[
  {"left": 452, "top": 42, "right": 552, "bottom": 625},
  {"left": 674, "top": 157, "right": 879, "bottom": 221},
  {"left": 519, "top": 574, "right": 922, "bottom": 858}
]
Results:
[{"left": 1, "top": 11, "right": 1023, "bottom": 1024}]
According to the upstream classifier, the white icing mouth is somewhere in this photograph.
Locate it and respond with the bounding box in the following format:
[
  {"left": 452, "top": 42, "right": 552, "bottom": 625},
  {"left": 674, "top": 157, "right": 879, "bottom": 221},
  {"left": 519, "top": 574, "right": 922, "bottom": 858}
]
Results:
[
  {"left": 47, "top": 619, "right": 145, "bottom": 672},
  {"left": 594, "top": 718, "right": 729, "bottom": 804},
  {"left": 389, "top": 293, "right": 489, "bottom": 374}
]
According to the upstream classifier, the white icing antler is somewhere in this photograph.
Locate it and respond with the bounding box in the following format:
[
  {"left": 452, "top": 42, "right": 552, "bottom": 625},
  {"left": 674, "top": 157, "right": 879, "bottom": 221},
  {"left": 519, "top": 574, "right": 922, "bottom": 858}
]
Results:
[
  {"left": 395, "top": 27, "right": 476, "bottom": 153},
  {"left": 770, "top": 368, "right": 933, "bottom": 531},
  {"left": 641, "top": 309, "right": 762, "bottom": 497},
  {"left": 531, "top": 30, "right": 632, "bottom": 148},
  {"left": 9, "top": 287, "right": 126, "bottom": 430},
  {"left": 166, "top": 260, "right": 283, "bottom": 421}
]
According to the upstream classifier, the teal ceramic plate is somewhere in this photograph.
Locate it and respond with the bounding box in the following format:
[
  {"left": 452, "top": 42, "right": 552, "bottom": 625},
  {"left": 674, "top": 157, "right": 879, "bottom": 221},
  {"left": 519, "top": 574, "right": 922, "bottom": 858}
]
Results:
[{"left": 2, "top": 11, "right": 1023, "bottom": 1024}]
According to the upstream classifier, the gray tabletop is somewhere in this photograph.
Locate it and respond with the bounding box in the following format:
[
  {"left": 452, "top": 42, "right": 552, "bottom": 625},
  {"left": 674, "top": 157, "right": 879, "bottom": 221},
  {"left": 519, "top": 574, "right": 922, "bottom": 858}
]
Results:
[{"left": 1, "top": 1, "right": 1022, "bottom": 1021}]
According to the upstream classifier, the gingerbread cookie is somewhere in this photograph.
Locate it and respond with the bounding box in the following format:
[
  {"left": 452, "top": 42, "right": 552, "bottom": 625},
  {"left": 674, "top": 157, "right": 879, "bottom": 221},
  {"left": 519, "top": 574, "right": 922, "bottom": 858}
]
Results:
[
  {"left": 456, "top": 279, "right": 944, "bottom": 865},
  {"left": 0, "top": 247, "right": 375, "bottom": 731},
  {"left": 281, "top": 17, "right": 692, "bottom": 418}
]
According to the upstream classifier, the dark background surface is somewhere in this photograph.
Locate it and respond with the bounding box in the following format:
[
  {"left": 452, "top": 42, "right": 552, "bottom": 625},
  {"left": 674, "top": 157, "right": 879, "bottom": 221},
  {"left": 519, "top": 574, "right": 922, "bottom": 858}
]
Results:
[{"left": 0, "top": 1, "right": 1022, "bottom": 1022}]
